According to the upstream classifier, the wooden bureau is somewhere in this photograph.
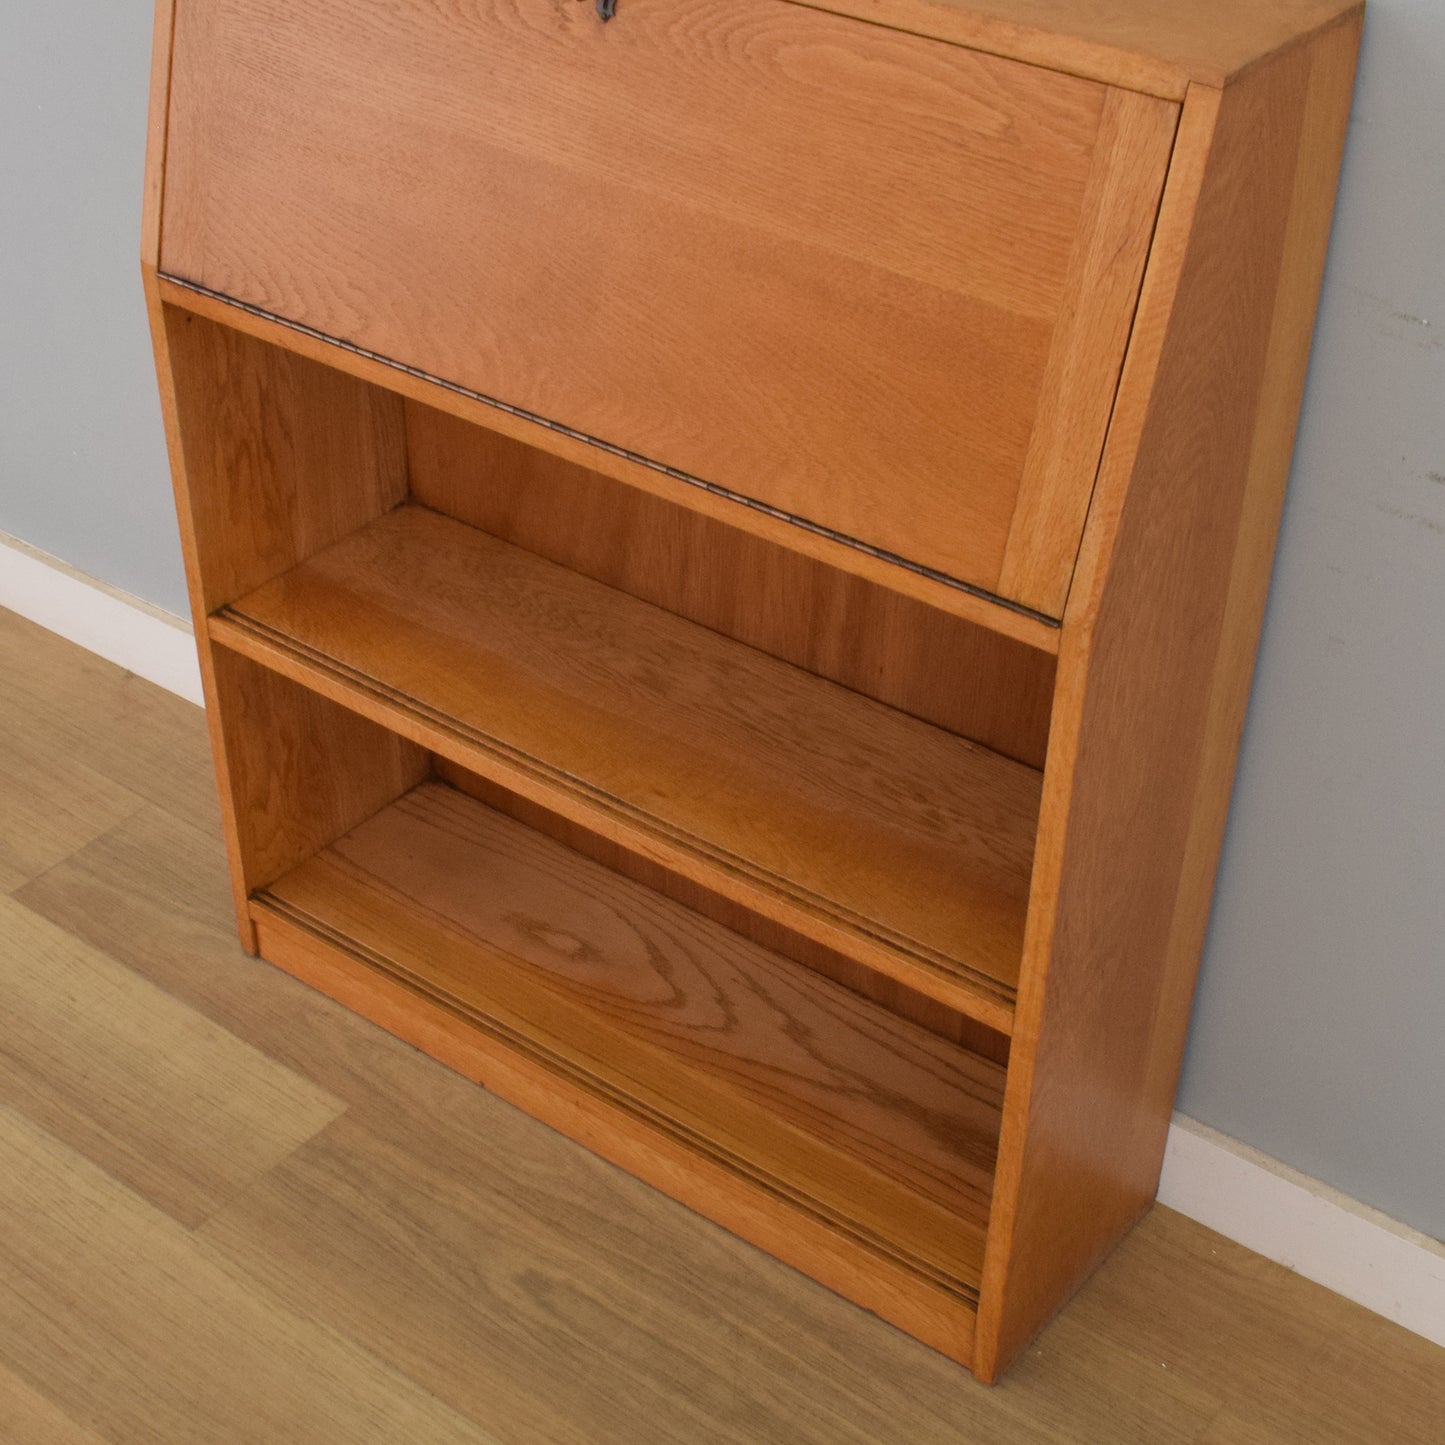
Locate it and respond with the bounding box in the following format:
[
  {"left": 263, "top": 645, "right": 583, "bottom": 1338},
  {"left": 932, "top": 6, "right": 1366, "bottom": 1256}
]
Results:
[{"left": 143, "top": 0, "right": 1362, "bottom": 1381}]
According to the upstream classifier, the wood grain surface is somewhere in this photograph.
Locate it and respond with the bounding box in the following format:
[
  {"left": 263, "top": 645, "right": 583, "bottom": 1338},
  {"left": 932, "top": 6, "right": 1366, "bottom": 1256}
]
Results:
[
  {"left": 6, "top": 611, "right": 1442, "bottom": 1441},
  {"left": 0, "top": 556, "right": 212, "bottom": 890},
  {"left": 160, "top": 0, "right": 1173, "bottom": 602},
  {"left": 152, "top": 271, "right": 1069, "bottom": 656},
  {"left": 214, "top": 504, "right": 1043, "bottom": 1025},
  {"left": 434, "top": 755, "right": 1013, "bottom": 1065},
  {"left": 253, "top": 899, "right": 986, "bottom": 1367},
  {"left": 0, "top": 729, "right": 139, "bottom": 894},
  {"left": 143, "top": 3, "right": 261, "bottom": 948},
  {"left": 976, "top": 14, "right": 1363, "bottom": 1380},
  {"left": 260, "top": 780, "right": 1005, "bottom": 1300},
  {"left": 404, "top": 399, "right": 1058, "bottom": 768},
  {"left": 208, "top": 646, "right": 429, "bottom": 896},
  {"left": 1142, "top": 9, "right": 1367, "bottom": 1146},
  {"left": 788, "top": 0, "right": 1363, "bottom": 94},
  {"left": 154, "top": 275, "right": 1066, "bottom": 651},
  {"left": 0, "top": 1105, "right": 498, "bottom": 1444},
  {"left": 145, "top": 293, "right": 407, "bottom": 946},
  {"left": 998, "top": 85, "right": 1179, "bottom": 612},
  {"left": 0, "top": 1364, "right": 108, "bottom": 1445},
  {"left": 0, "top": 896, "right": 340, "bottom": 1229},
  {"left": 139, "top": 0, "right": 1370, "bottom": 1389},
  {"left": 161, "top": 307, "right": 407, "bottom": 614}
]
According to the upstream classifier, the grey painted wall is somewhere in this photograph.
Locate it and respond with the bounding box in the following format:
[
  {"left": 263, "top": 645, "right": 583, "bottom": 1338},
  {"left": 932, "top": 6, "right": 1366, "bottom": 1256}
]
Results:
[
  {"left": 1, "top": 4, "right": 1441, "bottom": 1237},
  {"left": 0, "top": 1, "right": 187, "bottom": 615}
]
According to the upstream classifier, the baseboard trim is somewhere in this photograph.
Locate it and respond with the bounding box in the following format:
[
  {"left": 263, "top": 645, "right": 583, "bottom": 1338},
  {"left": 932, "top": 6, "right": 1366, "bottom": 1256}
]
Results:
[
  {"left": 3, "top": 531, "right": 1441, "bottom": 1349},
  {"left": 0, "top": 529, "right": 203, "bottom": 705},
  {"left": 1160, "top": 1115, "right": 1445, "bottom": 1347}
]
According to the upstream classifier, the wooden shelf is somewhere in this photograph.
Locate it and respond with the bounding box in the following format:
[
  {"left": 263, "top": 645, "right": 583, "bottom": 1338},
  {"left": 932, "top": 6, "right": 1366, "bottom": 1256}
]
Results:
[
  {"left": 253, "top": 779, "right": 1003, "bottom": 1310},
  {"left": 212, "top": 503, "right": 1042, "bottom": 1033}
]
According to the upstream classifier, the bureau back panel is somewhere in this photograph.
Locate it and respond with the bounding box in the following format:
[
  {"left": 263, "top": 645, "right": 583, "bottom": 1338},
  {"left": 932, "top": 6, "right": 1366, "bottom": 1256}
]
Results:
[
  {"left": 402, "top": 397, "right": 1057, "bottom": 767},
  {"left": 159, "top": 0, "right": 1176, "bottom": 614}
]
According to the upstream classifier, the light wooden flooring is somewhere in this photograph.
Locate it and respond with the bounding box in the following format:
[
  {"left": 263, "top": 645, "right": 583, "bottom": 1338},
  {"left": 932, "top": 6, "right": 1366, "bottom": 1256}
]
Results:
[{"left": 0, "top": 605, "right": 1440, "bottom": 1444}]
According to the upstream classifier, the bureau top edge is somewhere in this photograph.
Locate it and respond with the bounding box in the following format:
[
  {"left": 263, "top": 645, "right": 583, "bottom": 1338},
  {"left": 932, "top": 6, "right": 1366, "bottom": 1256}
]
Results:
[{"left": 782, "top": 0, "right": 1364, "bottom": 98}]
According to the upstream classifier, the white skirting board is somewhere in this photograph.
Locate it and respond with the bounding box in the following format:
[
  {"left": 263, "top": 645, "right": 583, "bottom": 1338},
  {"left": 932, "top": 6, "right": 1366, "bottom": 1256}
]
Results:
[
  {"left": 0, "top": 529, "right": 203, "bottom": 705},
  {"left": 1160, "top": 1116, "right": 1445, "bottom": 1347},
  {"left": 3, "top": 526, "right": 1442, "bottom": 1351}
]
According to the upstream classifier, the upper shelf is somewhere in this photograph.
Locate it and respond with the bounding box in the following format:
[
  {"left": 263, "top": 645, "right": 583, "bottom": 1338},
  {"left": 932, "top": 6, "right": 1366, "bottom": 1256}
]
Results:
[{"left": 211, "top": 503, "right": 1043, "bottom": 1034}]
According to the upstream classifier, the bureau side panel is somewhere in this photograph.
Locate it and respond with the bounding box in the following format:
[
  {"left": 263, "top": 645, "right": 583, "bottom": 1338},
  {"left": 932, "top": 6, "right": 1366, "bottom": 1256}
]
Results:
[
  {"left": 139, "top": 0, "right": 261, "bottom": 941},
  {"left": 975, "top": 14, "right": 1361, "bottom": 1382},
  {"left": 143, "top": 4, "right": 415, "bottom": 942},
  {"left": 160, "top": 310, "right": 408, "bottom": 614}
]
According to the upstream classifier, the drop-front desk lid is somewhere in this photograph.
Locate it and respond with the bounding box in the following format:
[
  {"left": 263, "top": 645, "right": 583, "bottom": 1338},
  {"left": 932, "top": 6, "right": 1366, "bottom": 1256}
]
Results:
[{"left": 160, "top": 0, "right": 1179, "bottom": 618}]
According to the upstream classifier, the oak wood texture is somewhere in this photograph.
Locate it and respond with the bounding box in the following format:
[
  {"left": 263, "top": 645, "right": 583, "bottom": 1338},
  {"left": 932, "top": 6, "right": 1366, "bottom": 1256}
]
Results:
[
  {"left": 253, "top": 778, "right": 1007, "bottom": 1347},
  {"left": 0, "top": 1106, "right": 498, "bottom": 1445},
  {"left": 404, "top": 399, "right": 1057, "bottom": 768},
  {"left": 252, "top": 901, "right": 986, "bottom": 1368},
  {"left": 146, "top": 130, "right": 406, "bottom": 942},
  {"left": 434, "top": 755, "right": 1013, "bottom": 1067},
  {"left": 159, "top": 0, "right": 1174, "bottom": 610},
  {"left": 975, "top": 14, "right": 1364, "bottom": 1380},
  {"left": 212, "top": 503, "right": 1043, "bottom": 1031},
  {"left": 1144, "top": 13, "right": 1368, "bottom": 1147},
  {"left": 156, "top": 273, "right": 1065, "bottom": 652},
  {"left": 791, "top": 0, "right": 1363, "bottom": 95},
  {"left": 995, "top": 85, "right": 1179, "bottom": 611},
  {"left": 161, "top": 307, "right": 407, "bottom": 615},
  {"left": 0, "top": 896, "right": 341, "bottom": 1229},
  {"left": 144, "top": 244, "right": 405, "bottom": 944},
  {"left": 8, "top": 614, "right": 1443, "bottom": 1441},
  {"left": 142, "top": 0, "right": 255, "bottom": 945},
  {"left": 0, "top": 727, "right": 140, "bottom": 894},
  {"left": 142, "top": 0, "right": 1363, "bottom": 1387},
  {"left": 0, "top": 1364, "right": 108, "bottom": 1445},
  {"left": 0, "top": 587, "right": 218, "bottom": 833},
  {"left": 207, "top": 647, "right": 430, "bottom": 897}
]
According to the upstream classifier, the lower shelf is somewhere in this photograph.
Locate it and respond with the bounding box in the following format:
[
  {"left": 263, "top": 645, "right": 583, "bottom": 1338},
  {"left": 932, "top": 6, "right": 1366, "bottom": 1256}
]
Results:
[{"left": 252, "top": 780, "right": 1004, "bottom": 1361}]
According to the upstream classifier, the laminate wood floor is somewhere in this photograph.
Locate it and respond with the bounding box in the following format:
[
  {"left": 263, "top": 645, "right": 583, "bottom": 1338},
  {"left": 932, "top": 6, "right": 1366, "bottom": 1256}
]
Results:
[{"left": 0, "top": 606, "right": 1440, "bottom": 1443}]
